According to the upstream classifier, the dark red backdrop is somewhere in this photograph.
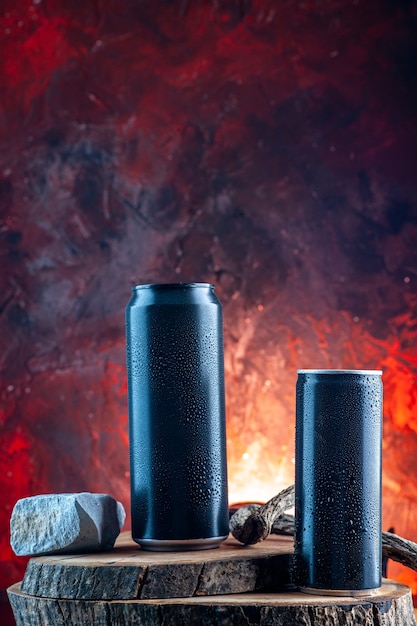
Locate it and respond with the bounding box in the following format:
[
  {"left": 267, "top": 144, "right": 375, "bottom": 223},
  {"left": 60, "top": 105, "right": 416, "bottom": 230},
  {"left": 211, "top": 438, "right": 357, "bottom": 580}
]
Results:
[{"left": 1, "top": 0, "right": 417, "bottom": 617}]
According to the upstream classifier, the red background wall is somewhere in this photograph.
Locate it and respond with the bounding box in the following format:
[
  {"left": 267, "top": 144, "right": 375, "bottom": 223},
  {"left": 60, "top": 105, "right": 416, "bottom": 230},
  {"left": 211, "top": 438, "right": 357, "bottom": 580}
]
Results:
[{"left": 1, "top": 0, "right": 417, "bottom": 618}]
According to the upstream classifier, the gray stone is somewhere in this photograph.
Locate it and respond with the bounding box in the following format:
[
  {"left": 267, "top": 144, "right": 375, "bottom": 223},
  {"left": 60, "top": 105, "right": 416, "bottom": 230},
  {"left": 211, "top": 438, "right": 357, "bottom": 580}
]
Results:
[{"left": 10, "top": 492, "right": 126, "bottom": 556}]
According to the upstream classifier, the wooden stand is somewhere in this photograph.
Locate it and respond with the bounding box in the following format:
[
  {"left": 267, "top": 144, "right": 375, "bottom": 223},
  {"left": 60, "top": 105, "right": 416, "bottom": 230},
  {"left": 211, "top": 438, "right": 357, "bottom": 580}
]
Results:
[{"left": 7, "top": 532, "right": 417, "bottom": 625}]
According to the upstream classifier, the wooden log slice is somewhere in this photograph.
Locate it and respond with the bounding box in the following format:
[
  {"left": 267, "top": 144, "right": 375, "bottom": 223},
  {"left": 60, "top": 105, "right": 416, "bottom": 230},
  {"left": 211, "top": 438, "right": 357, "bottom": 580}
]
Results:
[
  {"left": 18, "top": 532, "right": 294, "bottom": 600},
  {"left": 8, "top": 580, "right": 416, "bottom": 626}
]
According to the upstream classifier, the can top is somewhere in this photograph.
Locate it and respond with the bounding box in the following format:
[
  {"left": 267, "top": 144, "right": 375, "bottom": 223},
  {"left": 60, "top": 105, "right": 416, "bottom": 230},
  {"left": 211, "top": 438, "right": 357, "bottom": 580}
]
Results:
[
  {"left": 133, "top": 282, "right": 214, "bottom": 291},
  {"left": 297, "top": 369, "right": 382, "bottom": 375}
]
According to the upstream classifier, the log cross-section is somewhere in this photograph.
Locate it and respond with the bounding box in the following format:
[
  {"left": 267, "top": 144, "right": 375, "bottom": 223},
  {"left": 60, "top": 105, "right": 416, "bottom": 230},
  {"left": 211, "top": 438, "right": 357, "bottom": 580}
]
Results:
[{"left": 7, "top": 579, "right": 417, "bottom": 625}]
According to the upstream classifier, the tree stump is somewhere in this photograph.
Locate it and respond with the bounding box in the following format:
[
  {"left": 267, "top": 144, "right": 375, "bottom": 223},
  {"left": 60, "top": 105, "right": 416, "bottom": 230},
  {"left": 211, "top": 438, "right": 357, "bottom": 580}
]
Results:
[{"left": 7, "top": 532, "right": 417, "bottom": 625}]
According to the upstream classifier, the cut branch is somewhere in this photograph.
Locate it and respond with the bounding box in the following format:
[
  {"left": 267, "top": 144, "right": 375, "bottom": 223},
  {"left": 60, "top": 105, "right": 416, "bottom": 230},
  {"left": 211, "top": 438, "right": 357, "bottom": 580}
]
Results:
[
  {"left": 382, "top": 531, "right": 417, "bottom": 572},
  {"left": 229, "top": 484, "right": 295, "bottom": 544}
]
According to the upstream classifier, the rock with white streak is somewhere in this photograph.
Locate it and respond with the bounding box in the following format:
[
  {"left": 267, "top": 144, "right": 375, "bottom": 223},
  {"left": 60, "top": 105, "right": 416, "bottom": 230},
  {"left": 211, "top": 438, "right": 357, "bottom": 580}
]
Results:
[{"left": 10, "top": 493, "right": 126, "bottom": 556}]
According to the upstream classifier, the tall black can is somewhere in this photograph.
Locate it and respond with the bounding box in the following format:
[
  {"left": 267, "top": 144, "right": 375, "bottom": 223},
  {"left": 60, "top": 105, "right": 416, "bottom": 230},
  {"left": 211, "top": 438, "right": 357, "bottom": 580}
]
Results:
[
  {"left": 294, "top": 369, "right": 383, "bottom": 594},
  {"left": 126, "top": 283, "right": 229, "bottom": 551}
]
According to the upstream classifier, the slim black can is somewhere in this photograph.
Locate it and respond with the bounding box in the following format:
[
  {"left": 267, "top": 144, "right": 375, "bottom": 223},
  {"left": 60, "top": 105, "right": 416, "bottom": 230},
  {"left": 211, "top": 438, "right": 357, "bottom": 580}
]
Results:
[
  {"left": 294, "top": 369, "right": 383, "bottom": 595},
  {"left": 126, "top": 283, "right": 229, "bottom": 551}
]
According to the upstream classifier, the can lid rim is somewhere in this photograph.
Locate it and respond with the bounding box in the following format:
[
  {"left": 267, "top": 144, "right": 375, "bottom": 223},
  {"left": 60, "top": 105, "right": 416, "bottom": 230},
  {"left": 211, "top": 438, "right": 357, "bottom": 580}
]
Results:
[
  {"left": 133, "top": 282, "right": 214, "bottom": 291},
  {"left": 297, "top": 369, "right": 383, "bottom": 375}
]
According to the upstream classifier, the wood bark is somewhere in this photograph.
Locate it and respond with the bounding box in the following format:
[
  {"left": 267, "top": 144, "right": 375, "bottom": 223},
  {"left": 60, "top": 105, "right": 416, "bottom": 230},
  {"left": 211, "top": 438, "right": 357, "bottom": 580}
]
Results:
[{"left": 8, "top": 580, "right": 416, "bottom": 626}]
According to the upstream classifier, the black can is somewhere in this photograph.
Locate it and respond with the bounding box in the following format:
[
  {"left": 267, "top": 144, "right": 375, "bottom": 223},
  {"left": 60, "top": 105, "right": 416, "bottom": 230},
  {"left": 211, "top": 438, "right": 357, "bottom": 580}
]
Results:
[
  {"left": 126, "top": 283, "right": 229, "bottom": 551},
  {"left": 294, "top": 369, "right": 383, "bottom": 594}
]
